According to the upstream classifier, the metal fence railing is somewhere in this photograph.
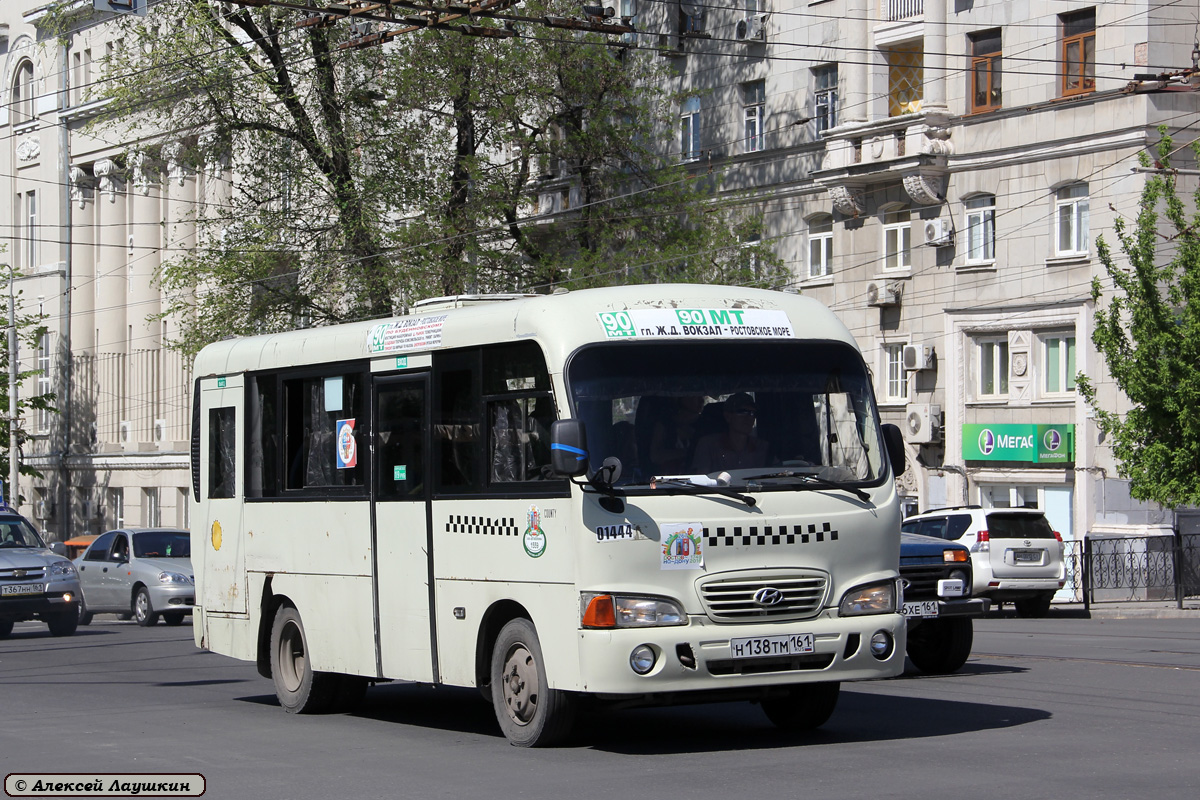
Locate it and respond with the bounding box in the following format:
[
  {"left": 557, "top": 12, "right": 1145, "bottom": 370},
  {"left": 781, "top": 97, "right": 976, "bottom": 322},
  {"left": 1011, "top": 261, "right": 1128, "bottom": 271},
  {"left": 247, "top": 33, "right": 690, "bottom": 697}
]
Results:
[{"left": 1060, "top": 533, "right": 1200, "bottom": 608}]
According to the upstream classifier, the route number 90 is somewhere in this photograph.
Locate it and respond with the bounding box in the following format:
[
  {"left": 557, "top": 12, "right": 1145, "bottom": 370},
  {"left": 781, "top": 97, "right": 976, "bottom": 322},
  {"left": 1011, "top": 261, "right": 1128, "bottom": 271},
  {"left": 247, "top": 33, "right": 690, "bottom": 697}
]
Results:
[{"left": 599, "top": 311, "right": 636, "bottom": 337}]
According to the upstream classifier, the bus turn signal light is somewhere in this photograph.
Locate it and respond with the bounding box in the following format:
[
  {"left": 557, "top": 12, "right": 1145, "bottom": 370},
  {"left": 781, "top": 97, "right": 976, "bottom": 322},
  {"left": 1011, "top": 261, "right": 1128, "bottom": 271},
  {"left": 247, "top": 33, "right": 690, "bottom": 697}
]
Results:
[{"left": 582, "top": 594, "right": 616, "bottom": 628}]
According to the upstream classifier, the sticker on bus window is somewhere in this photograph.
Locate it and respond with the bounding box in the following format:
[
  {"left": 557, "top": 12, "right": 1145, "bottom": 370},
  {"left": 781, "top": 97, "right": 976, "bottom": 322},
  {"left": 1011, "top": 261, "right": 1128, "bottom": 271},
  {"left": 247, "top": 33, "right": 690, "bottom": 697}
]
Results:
[
  {"left": 597, "top": 309, "right": 793, "bottom": 340},
  {"left": 367, "top": 315, "right": 448, "bottom": 354},
  {"left": 394, "top": 465, "right": 407, "bottom": 481},
  {"left": 523, "top": 505, "right": 547, "bottom": 558},
  {"left": 661, "top": 522, "right": 703, "bottom": 570},
  {"left": 336, "top": 419, "right": 357, "bottom": 469}
]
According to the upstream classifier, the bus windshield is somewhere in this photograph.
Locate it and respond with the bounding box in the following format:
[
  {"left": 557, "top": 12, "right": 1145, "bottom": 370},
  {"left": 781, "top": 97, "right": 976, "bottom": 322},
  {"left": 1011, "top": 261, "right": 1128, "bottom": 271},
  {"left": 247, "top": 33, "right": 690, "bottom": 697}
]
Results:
[{"left": 566, "top": 339, "right": 886, "bottom": 488}]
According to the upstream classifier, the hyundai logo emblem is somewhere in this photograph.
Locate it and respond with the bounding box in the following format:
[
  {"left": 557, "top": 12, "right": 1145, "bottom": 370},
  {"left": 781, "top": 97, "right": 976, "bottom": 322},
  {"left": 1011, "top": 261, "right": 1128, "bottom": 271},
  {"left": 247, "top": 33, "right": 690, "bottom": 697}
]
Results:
[{"left": 753, "top": 587, "right": 785, "bottom": 607}]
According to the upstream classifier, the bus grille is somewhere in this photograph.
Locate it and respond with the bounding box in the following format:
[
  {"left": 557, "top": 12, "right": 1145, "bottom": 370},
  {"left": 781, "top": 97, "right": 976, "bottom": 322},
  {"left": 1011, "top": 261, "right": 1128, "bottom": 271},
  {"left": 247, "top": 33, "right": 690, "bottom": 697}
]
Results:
[{"left": 698, "top": 571, "right": 828, "bottom": 622}]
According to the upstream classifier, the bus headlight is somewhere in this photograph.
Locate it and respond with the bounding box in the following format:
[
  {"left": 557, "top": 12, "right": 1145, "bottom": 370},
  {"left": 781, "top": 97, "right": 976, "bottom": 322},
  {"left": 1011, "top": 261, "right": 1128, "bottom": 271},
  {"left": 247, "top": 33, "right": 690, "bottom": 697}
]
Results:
[
  {"left": 581, "top": 594, "right": 687, "bottom": 628},
  {"left": 838, "top": 580, "right": 897, "bottom": 616}
]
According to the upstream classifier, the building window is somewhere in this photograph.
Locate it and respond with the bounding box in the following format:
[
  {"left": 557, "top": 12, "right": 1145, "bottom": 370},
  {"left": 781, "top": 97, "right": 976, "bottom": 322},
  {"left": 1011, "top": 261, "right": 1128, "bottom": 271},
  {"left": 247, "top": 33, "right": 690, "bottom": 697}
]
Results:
[
  {"left": 883, "top": 208, "right": 911, "bottom": 270},
  {"left": 964, "top": 195, "right": 995, "bottom": 264},
  {"left": 12, "top": 60, "right": 35, "bottom": 126},
  {"left": 979, "top": 484, "right": 1041, "bottom": 509},
  {"left": 679, "top": 3, "right": 705, "bottom": 34},
  {"left": 36, "top": 332, "right": 51, "bottom": 433},
  {"left": 1055, "top": 184, "right": 1089, "bottom": 257},
  {"left": 807, "top": 215, "right": 833, "bottom": 278},
  {"left": 144, "top": 488, "right": 160, "bottom": 527},
  {"left": 681, "top": 96, "right": 701, "bottom": 161},
  {"left": 1042, "top": 333, "right": 1077, "bottom": 394},
  {"left": 743, "top": 80, "right": 764, "bottom": 153},
  {"left": 619, "top": 0, "right": 636, "bottom": 43},
  {"left": 883, "top": 343, "right": 908, "bottom": 402},
  {"left": 977, "top": 337, "right": 1009, "bottom": 398},
  {"left": 108, "top": 488, "right": 125, "bottom": 529},
  {"left": 18, "top": 191, "right": 38, "bottom": 269},
  {"left": 1061, "top": 9, "right": 1096, "bottom": 97},
  {"left": 887, "top": 45, "right": 923, "bottom": 117},
  {"left": 969, "top": 29, "right": 1002, "bottom": 113},
  {"left": 72, "top": 49, "right": 92, "bottom": 107},
  {"left": 813, "top": 65, "right": 838, "bottom": 133}
]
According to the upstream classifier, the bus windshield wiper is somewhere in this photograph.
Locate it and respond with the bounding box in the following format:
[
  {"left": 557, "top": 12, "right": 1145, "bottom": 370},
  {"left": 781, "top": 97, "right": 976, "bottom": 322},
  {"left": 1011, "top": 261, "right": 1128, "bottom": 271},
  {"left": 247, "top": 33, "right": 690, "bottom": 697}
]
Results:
[
  {"left": 742, "top": 470, "right": 870, "bottom": 502},
  {"left": 652, "top": 477, "right": 757, "bottom": 507}
]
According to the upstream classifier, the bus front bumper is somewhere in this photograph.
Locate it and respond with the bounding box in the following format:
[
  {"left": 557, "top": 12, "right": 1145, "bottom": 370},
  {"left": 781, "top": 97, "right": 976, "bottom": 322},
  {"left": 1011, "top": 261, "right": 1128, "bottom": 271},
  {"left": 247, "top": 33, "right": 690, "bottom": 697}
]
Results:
[{"left": 574, "top": 610, "right": 905, "bottom": 697}]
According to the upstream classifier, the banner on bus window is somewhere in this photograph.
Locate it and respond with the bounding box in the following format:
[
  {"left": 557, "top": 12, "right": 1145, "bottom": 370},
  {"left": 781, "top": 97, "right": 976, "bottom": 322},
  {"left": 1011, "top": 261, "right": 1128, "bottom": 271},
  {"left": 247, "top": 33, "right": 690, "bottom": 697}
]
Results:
[
  {"left": 598, "top": 308, "right": 794, "bottom": 340},
  {"left": 367, "top": 315, "right": 448, "bottom": 354}
]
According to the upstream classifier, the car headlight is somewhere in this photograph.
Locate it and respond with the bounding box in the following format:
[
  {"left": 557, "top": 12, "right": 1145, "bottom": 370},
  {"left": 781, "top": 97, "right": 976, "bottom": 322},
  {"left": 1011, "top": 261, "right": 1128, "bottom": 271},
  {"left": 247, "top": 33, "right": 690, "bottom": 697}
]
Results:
[
  {"left": 838, "top": 580, "right": 897, "bottom": 616},
  {"left": 49, "top": 560, "right": 77, "bottom": 579},
  {"left": 158, "top": 571, "right": 193, "bottom": 584},
  {"left": 581, "top": 593, "right": 687, "bottom": 628}
]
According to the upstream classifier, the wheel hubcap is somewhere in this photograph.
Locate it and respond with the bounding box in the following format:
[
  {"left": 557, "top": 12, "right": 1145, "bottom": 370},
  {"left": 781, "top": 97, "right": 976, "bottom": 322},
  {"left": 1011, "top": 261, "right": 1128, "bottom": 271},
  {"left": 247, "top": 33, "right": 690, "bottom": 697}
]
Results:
[
  {"left": 501, "top": 644, "right": 538, "bottom": 726},
  {"left": 135, "top": 593, "right": 148, "bottom": 621},
  {"left": 279, "top": 621, "right": 305, "bottom": 693}
]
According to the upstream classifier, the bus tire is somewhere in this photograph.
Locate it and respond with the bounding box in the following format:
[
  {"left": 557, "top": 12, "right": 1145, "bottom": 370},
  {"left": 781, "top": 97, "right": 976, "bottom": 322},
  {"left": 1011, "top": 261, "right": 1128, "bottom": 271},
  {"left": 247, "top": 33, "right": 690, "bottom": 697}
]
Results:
[
  {"left": 761, "top": 682, "right": 840, "bottom": 731},
  {"left": 270, "top": 605, "right": 337, "bottom": 714},
  {"left": 490, "top": 618, "right": 576, "bottom": 747},
  {"left": 906, "top": 618, "right": 973, "bottom": 674}
]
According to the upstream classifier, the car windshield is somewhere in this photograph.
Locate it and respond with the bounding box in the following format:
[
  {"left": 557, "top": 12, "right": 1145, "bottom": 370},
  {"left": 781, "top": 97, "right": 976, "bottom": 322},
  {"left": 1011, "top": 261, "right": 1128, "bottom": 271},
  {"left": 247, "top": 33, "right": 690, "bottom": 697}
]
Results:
[
  {"left": 0, "top": 516, "right": 47, "bottom": 549},
  {"left": 132, "top": 531, "right": 191, "bottom": 559},
  {"left": 565, "top": 340, "right": 886, "bottom": 488}
]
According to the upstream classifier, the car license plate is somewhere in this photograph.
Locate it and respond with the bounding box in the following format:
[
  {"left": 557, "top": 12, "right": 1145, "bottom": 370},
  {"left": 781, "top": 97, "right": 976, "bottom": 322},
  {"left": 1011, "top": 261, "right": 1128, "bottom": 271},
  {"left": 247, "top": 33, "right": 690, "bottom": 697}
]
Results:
[
  {"left": 729, "top": 633, "right": 815, "bottom": 659},
  {"left": 1, "top": 583, "right": 43, "bottom": 596},
  {"left": 903, "top": 601, "right": 939, "bottom": 618},
  {"left": 1014, "top": 549, "right": 1043, "bottom": 564}
]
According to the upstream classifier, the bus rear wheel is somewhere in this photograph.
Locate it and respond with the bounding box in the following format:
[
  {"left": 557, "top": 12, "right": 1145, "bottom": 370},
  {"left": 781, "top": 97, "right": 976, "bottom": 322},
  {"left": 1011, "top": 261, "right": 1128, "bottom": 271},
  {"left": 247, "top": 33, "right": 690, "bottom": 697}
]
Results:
[
  {"left": 760, "top": 682, "right": 840, "bottom": 731},
  {"left": 270, "top": 605, "right": 338, "bottom": 714},
  {"left": 490, "top": 618, "right": 576, "bottom": 747}
]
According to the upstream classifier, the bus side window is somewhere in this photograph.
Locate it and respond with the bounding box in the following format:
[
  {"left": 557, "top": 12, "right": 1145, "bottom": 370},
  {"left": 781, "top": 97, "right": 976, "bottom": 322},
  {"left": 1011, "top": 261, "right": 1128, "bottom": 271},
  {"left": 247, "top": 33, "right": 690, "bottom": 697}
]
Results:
[{"left": 209, "top": 407, "right": 237, "bottom": 499}]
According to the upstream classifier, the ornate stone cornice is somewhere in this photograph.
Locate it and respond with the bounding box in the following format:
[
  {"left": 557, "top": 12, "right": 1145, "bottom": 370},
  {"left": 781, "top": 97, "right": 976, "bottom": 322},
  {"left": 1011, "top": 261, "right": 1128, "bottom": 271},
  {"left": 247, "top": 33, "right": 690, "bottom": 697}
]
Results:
[
  {"left": 94, "top": 158, "right": 125, "bottom": 202},
  {"left": 828, "top": 184, "right": 865, "bottom": 217}
]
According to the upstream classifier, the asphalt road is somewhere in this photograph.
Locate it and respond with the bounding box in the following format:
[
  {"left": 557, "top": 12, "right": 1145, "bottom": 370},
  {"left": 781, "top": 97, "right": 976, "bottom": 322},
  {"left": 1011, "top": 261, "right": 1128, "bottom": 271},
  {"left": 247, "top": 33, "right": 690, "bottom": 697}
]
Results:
[{"left": 2, "top": 614, "right": 1197, "bottom": 800}]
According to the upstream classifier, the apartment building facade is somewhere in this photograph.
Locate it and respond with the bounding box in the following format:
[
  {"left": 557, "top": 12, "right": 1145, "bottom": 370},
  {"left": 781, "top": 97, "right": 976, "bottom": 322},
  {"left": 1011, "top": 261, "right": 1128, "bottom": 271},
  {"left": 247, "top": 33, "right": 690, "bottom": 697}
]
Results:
[
  {"left": 639, "top": 0, "right": 1196, "bottom": 543},
  {"left": 2, "top": 0, "right": 212, "bottom": 539},
  {"left": 4, "top": 0, "right": 1194, "bottom": 545}
]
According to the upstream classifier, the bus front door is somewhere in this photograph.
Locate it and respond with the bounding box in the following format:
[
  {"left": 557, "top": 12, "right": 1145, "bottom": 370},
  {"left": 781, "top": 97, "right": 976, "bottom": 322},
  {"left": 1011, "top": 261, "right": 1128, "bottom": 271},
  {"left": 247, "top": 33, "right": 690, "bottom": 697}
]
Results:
[{"left": 372, "top": 376, "right": 436, "bottom": 683}]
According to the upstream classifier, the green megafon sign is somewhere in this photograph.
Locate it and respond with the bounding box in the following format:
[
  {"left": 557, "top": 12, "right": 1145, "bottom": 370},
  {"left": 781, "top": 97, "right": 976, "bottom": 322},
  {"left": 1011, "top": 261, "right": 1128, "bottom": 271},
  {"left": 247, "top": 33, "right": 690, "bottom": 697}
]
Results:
[{"left": 962, "top": 424, "right": 1074, "bottom": 464}]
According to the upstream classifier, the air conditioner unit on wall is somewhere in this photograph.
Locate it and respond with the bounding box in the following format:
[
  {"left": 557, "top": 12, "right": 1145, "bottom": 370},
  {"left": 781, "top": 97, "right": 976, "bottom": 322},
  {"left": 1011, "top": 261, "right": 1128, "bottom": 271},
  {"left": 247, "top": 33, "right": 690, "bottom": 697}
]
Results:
[
  {"left": 923, "top": 218, "right": 952, "bottom": 246},
  {"left": 904, "top": 344, "right": 935, "bottom": 371},
  {"left": 905, "top": 403, "right": 942, "bottom": 444},
  {"left": 735, "top": 13, "right": 767, "bottom": 41},
  {"left": 866, "top": 281, "right": 901, "bottom": 307}
]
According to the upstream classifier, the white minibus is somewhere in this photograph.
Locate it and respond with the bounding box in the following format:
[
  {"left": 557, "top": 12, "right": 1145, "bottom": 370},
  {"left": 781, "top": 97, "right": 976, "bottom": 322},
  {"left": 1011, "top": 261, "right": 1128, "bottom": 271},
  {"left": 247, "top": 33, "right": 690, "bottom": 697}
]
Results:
[{"left": 190, "top": 284, "right": 907, "bottom": 746}]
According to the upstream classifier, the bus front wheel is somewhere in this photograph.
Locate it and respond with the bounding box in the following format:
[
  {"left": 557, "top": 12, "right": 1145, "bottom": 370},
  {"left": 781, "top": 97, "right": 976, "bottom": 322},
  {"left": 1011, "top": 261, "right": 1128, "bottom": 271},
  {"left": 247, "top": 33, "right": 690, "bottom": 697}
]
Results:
[
  {"left": 270, "top": 605, "right": 338, "bottom": 714},
  {"left": 760, "top": 682, "right": 840, "bottom": 731},
  {"left": 490, "top": 618, "right": 576, "bottom": 747}
]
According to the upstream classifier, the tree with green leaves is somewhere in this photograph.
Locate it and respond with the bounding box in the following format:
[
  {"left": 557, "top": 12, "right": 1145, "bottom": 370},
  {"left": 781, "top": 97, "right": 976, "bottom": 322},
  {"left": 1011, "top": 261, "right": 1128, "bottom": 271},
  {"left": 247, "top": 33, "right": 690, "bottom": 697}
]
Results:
[
  {"left": 1078, "top": 131, "right": 1200, "bottom": 508},
  {"left": 0, "top": 254, "right": 59, "bottom": 500},
  {"left": 61, "top": 0, "right": 779, "bottom": 356}
]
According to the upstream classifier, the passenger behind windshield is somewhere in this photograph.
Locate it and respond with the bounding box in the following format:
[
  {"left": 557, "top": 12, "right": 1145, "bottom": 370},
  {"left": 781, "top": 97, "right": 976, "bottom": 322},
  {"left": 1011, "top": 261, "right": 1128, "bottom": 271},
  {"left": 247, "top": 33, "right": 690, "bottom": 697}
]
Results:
[
  {"left": 691, "top": 393, "right": 771, "bottom": 473},
  {"left": 648, "top": 395, "right": 704, "bottom": 475}
]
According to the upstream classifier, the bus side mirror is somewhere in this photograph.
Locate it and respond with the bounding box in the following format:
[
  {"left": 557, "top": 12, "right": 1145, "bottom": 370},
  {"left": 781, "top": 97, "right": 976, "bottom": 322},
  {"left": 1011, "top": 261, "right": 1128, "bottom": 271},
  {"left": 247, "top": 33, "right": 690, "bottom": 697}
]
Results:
[
  {"left": 881, "top": 423, "right": 906, "bottom": 477},
  {"left": 550, "top": 419, "right": 589, "bottom": 477}
]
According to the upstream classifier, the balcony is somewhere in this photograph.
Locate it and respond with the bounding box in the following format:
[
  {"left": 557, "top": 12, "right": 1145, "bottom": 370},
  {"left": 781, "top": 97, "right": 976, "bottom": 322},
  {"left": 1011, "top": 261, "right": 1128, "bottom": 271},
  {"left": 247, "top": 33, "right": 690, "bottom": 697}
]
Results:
[
  {"left": 882, "top": 0, "right": 922, "bottom": 22},
  {"left": 812, "top": 111, "right": 951, "bottom": 216}
]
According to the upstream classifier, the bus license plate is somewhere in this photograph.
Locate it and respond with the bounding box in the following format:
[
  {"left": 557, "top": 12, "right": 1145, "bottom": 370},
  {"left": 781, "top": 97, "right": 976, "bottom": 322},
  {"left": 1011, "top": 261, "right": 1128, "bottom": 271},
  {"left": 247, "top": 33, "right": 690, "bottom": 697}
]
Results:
[
  {"left": 1, "top": 583, "right": 42, "bottom": 596},
  {"left": 729, "top": 633, "right": 815, "bottom": 659},
  {"left": 903, "top": 601, "right": 939, "bottom": 618}
]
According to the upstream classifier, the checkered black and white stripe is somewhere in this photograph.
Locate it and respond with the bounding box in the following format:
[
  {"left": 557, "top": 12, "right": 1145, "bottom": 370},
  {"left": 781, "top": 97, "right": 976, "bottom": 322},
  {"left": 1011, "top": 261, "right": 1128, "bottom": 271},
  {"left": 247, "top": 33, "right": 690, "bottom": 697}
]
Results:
[
  {"left": 445, "top": 515, "right": 520, "bottom": 537},
  {"left": 705, "top": 522, "right": 838, "bottom": 547}
]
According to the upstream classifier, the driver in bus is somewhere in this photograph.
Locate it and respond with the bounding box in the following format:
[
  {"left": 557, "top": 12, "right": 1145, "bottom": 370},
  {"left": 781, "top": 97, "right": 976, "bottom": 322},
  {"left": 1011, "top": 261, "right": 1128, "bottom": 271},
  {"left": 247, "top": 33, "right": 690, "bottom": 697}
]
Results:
[{"left": 690, "top": 392, "right": 770, "bottom": 473}]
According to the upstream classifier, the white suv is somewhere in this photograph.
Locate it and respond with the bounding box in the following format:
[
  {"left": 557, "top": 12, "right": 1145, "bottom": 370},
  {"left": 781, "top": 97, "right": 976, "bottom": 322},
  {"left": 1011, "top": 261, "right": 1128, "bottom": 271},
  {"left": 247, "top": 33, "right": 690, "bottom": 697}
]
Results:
[{"left": 901, "top": 506, "right": 1066, "bottom": 617}]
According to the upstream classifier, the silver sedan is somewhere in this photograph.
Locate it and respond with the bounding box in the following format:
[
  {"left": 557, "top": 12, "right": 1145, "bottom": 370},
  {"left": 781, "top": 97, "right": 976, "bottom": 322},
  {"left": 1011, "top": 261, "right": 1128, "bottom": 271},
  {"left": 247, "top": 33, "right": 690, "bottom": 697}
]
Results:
[{"left": 73, "top": 528, "right": 194, "bottom": 627}]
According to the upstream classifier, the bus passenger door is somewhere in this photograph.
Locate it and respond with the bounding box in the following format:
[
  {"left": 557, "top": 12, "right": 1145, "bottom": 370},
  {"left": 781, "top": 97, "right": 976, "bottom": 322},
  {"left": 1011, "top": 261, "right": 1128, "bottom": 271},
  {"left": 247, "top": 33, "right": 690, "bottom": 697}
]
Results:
[
  {"left": 197, "top": 378, "right": 247, "bottom": 616},
  {"left": 372, "top": 375, "right": 436, "bottom": 683}
]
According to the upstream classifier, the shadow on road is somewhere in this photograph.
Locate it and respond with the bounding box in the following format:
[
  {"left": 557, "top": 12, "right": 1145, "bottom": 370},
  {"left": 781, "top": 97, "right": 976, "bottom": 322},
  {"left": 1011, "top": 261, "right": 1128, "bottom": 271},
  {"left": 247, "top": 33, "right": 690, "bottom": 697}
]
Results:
[{"left": 236, "top": 678, "right": 1050, "bottom": 752}]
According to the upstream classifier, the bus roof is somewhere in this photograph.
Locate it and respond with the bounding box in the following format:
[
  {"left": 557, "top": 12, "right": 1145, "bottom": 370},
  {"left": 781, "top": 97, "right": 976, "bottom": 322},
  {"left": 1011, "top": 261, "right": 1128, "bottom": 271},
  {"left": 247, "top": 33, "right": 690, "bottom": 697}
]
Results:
[{"left": 191, "top": 284, "right": 858, "bottom": 377}]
